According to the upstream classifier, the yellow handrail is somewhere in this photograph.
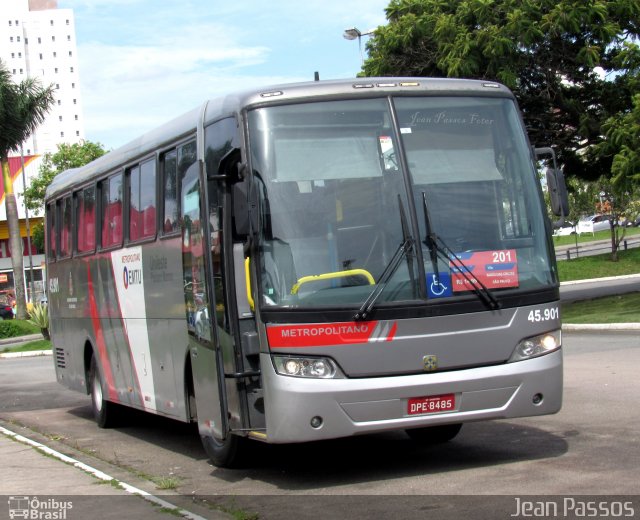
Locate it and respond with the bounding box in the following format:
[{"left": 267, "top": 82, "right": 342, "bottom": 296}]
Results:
[
  {"left": 291, "top": 269, "right": 375, "bottom": 295},
  {"left": 244, "top": 257, "right": 254, "bottom": 310}
]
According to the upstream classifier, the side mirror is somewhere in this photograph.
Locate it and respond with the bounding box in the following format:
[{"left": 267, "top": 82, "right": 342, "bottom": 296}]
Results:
[
  {"left": 546, "top": 169, "right": 569, "bottom": 217},
  {"left": 535, "top": 147, "right": 569, "bottom": 217}
]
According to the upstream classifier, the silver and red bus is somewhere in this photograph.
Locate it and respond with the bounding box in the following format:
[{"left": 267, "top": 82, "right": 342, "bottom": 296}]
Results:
[{"left": 45, "top": 78, "right": 564, "bottom": 467}]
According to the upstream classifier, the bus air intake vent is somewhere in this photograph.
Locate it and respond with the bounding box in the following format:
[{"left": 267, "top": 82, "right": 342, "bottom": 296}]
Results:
[{"left": 55, "top": 348, "right": 66, "bottom": 369}]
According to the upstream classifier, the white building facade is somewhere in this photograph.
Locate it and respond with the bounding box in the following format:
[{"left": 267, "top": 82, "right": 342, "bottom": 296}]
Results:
[
  {"left": 1, "top": 0, "right": 85, "bottom": 301},
  {"left": 1, "top": 0, "right": 85, "bottom": 155}
]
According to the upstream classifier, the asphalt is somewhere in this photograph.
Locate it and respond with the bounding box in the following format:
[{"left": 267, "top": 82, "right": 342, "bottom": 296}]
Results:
[{"left": 0, "top": 275, "right": 638, "bottom": 518}]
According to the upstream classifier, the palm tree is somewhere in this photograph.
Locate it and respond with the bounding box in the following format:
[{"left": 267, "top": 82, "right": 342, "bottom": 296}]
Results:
[{"left": 0, "top": 60, "right": 55, "bottom": 319}]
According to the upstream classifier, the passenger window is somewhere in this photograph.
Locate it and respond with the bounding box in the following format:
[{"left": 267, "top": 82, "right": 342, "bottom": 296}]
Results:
[
  {"left": 101, "top": 173, "right": 123, "bottom": 248},
  {"left": 76, "top": 186, "right": 96, "bottom": 253},
  {"left": 162, "top": 150, "right": 178, "bottom": 234},
  {"left": 128, "top": 165, "right": 141, "bottom": 241},
  {"left": 59, "top": 196, "right": 72, "bottom": 257},
  {"left": 47, "top": 202, "right": 57, "bottom": 260},
  {"left": 128, "top": 159, "right": 157, "bottom": 241}
]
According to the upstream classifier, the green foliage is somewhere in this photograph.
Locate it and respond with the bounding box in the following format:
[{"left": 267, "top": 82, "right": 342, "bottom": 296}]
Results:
[
  {"left": 27, "top": 303, "right": 49, "bottom": 329},
  {"left": 31, "top": 222, "right": 45, "bottom": 252},
  {"left": 0, "top": 319, "right": 40, "bottom": 339},
  {"left": 597, "top": 93, "right": 640, "bottom": 189},
  {"left": 23, "top": 140, "right": 107, "bottom": 211},
  {"left": 363, "top": 0, "right": 640, "bottom": 182}
]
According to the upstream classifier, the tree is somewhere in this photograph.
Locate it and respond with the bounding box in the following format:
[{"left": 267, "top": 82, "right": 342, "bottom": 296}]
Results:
[
  {"left": 363, "top": 0, "right": 640, "bottom": 182},
  {"left": 0, "top": 59, "right": 55, "bottom": 318},
  {"left": 598, "top": 91, "right": 640, "bottom": 189},
  {"left": 23, "top": 140, "right": 107, "bottom": 212}
]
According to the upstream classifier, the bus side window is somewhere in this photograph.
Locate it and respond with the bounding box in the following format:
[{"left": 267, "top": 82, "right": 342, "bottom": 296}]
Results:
[
  {"left": 127, "top": 165, "right": 141, "bottom": 241},
  {"left": 59, "top": 196, "right": 72, "bottom": 258},
  {"left": 76, "top": 185, "right": 96, "bottom": 253},
  {"left": 162, "top": 150, "right": 178, "bottom": 234},
  {"left": 47, "top": 202, "right": 57, "bottom": 260},
  {"left": 100, "top": 173, "right": 123, "bottom": 249},
  {"left": 128, "top": 159, "right": 157, "bottom": 242}
]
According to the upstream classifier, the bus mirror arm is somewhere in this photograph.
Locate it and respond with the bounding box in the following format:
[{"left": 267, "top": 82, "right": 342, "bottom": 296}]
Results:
[{"left": 210, "top": 148, "right": 246, "bottom": 183}]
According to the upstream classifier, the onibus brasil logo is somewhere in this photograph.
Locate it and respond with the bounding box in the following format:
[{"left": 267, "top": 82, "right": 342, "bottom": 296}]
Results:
[{"left": 7, "top": 496, "right": 73, "bottom": 519}]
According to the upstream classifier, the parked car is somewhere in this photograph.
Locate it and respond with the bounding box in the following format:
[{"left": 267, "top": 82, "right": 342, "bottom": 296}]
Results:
[
  {"left": 0, "top": 292, "right": 14, "bottom": 320},
  {"left": 576, "top": 214, "right": 615, "bottom": 235},
  {"left": 553, "top": 221, "right": 575, "bottom": 236}
]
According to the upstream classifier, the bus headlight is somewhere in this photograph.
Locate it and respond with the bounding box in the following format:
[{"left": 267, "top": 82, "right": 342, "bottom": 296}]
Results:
[
  {"left": 272, "top": 356, "right": 345, "bottom": 379},
  {"left": 508, "top": 330, "right": 561, "bottom": 362}
]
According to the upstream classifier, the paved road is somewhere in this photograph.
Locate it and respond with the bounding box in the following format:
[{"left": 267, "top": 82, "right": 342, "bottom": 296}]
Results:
[{"left": 2, "top": 331, "right": 640, "bottom": 519}]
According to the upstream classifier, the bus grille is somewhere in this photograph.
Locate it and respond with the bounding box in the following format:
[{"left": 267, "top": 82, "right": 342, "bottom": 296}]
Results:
[{"left": 55, "top": 348, "right": 66, "bottom": 369}]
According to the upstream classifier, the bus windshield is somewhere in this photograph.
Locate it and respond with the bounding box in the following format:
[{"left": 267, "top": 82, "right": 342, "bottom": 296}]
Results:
[{"left": 248, "top": 96, "right": 555, "bottom": 310}]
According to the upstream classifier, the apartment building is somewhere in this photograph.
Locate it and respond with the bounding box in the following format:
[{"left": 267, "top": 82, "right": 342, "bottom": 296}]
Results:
[{"left": 0, "top": 0, "right": 85, "bottom": 300}]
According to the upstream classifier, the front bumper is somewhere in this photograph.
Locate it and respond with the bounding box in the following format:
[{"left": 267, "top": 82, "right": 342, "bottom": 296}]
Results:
[{"left": 261, "top": 350, "right": 562, "bottom": 443}]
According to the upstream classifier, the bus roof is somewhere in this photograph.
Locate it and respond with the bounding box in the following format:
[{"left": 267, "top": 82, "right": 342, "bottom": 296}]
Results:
[{"left": 45, "top": 77, "right": 513, "bottom": 201}]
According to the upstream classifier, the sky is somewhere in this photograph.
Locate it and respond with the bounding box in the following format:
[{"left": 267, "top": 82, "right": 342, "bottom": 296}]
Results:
[{"left": 57, "top": 0, "right": 390, "bottom": 150}]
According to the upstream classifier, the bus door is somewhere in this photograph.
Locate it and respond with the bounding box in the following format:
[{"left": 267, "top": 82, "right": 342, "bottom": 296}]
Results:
[
  {"left": 181, "top": 152, "right": 229, "bottom": 441},
  {"left": 199, "top": 116, "right": 264, "bottom": 445}
]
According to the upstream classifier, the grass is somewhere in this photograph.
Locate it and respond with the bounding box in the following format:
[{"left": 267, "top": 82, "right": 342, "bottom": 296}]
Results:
[
  {"left": 557, "top": 247, "right": 640, "bottom": 281},
  {"left": 562, "top": 293, "right": 640, "bottom": 324},
  {"left": 151, "top": 475, "right": 182, "bottom": 490},
  {"left": 0, "top": 339, "right": 51, "bottom": 353}
]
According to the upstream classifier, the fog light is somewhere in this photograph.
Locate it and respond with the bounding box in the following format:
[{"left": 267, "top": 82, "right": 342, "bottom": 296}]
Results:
[{"left": 310, "top": 416, "right": 323, "bottom": 428}]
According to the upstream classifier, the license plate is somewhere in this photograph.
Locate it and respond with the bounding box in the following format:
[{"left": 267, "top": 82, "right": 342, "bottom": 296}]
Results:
[{"left": 407, "top": 393, "right": 456, "bottom": 415}]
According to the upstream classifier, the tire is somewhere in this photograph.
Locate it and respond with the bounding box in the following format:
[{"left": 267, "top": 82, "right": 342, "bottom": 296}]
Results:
[
  {"left": 89, "top": 356, "right": 119, "bottom": 428},
  {"left": 405, "top": 423, "right": 462, "bottom": 444},
  {"left": 201, "top": 432, "right": 248, "bottom": 469}
]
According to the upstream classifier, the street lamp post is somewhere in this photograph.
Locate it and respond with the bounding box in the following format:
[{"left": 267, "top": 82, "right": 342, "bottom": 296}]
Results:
[{"left": 343, "top": 27, "right": 374, "bottom": 65}]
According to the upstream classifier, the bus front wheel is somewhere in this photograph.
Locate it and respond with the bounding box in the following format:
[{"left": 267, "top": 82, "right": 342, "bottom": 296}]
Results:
[
  {"left": 405, "top": 423, "right": 462, "bottom": 443},
  {"left": 89, "top": 356, "right": 119, "bottom": 428},
  {"left": 201, "top": 432, "right": 247, "bottom": 468}
]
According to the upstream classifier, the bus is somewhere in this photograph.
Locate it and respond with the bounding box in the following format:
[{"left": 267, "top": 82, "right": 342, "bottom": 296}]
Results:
[{"left": 45, "top": 78, "right": 566, "bottom": 468}]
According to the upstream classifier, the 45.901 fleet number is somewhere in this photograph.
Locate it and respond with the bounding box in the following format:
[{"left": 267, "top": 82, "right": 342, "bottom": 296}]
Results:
[{"left": 527, "top": 307, "right": 559, "bottom": 323}]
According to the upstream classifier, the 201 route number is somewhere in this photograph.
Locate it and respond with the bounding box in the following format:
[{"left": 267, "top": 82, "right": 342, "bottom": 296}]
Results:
[{"left": 527, "top": 307, "right": 559, "bottom": 323}]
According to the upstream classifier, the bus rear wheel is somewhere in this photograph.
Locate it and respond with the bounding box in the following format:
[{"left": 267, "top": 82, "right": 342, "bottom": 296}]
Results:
[
  {"left": 405, "top": 423, "right": 462, "bottom": 444},
  {"left": 201, "top": 432, "right": 248, "bottom": 469},
  {"left": 89, "top": 356, "right": 119, "bottom": 428}
]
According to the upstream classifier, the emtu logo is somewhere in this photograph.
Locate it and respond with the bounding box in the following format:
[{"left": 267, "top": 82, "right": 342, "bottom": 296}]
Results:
[{"left": 122, "top": 266, "right": 142, "bottom": 289}]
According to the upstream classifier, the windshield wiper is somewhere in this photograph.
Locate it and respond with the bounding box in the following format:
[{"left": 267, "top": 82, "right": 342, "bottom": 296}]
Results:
[
  {"left": 421, "top": 192, "right": 500, "bottom": 310},
  {"left": 353, "top": 237, "right": 413, "bottom": 321},
  {"left": 353, "top": 197, "right": 415, "bottom": 321}
]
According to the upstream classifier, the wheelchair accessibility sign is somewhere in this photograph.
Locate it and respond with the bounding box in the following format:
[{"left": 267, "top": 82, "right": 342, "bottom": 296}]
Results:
[{"left": 427, "top": 272, "right": 452, "bottom": 298}]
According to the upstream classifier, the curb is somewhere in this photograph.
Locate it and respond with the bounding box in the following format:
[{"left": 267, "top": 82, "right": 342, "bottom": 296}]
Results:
[
  {"left": 562, "top": 323, "right": 640, "bottom": 331},
  {"left": 560, "top": 273, "right": 640, "bottom": 286}
]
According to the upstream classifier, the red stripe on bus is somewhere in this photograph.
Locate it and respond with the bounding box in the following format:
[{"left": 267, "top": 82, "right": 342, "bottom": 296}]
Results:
[
  {"left": 87, "top": 263, "right": 118, "bottom": 401},
  {"left": 267, "top": 321, "right": 379, "bottom": 348},
  {"left": 386, "top": 322, "right": 398, "bottom": 341}
]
